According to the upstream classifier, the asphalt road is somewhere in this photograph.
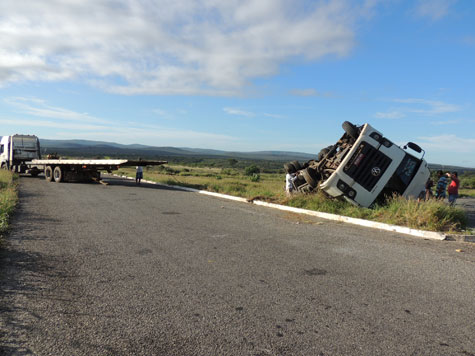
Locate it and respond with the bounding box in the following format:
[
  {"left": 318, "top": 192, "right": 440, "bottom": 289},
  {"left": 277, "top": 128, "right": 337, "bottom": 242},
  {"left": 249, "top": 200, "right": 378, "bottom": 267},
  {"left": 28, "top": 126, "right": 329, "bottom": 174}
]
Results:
[{"left": 1, "top": 176, "right": 474, "bottom": 356}]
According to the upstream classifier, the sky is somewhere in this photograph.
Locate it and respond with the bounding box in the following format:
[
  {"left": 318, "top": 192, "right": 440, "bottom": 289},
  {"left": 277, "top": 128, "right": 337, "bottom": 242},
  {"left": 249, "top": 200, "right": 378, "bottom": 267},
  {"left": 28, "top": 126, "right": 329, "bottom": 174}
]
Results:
[{"left": 0, "top": 0, "right": 474, "bottom": 167}]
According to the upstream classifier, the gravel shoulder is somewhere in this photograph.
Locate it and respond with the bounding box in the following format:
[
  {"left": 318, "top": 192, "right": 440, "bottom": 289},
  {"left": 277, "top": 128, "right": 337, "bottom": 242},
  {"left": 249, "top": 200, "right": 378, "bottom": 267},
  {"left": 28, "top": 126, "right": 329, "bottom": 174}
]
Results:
[
  {"left": 456, "top": 197, "right": 475, "bottom": 230},
  {"left": 1, "top": 176, "right": 474, "bottom": 356}
]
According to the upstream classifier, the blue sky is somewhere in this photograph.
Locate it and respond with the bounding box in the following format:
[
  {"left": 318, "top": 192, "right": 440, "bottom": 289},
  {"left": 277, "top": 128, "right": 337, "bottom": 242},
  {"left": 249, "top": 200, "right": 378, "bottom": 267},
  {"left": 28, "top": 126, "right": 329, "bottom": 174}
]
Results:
[{"left": 0, "top": 0, "right": 474, "bottom": 167}]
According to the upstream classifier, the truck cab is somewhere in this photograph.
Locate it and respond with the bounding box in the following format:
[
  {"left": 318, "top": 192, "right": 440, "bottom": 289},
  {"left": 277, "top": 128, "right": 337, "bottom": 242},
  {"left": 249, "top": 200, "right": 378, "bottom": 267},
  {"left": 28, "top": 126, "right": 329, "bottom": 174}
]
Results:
[
  {"left": 0, "top": 134, "right": 41, "bottom": 173},
  {"left": 317, "top": 123, "right": 430, "bottom": 207},
  {"left": 288, "top": 122, "right": 430, "bottom": 208}
]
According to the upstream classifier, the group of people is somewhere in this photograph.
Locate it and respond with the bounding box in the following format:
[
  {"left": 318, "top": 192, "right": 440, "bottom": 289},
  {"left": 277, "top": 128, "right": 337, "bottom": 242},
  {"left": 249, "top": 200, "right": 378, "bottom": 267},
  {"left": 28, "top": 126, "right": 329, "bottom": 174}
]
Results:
[{"left": 423, "top": 170, "right": 460, "bottom": 205}]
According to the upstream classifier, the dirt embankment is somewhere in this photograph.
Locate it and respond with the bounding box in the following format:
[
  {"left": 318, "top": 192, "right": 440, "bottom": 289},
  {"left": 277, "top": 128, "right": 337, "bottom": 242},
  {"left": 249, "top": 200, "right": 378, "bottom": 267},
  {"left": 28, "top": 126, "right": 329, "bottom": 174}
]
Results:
[{"left": 456, "top": 197, "right": 475, "bottom": 229}]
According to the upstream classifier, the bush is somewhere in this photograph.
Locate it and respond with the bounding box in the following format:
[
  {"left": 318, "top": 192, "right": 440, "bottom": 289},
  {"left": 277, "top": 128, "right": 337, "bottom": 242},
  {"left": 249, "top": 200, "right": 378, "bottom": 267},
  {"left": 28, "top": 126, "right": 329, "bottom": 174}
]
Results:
[
  {"left": 460, "top": 174, "right": 475, "bottom": 189},
  {"left": 244, "top": 164, "right": 260, "bottom": 176},
  {"left": 249, "top": 174, "right": 260, "bottom": 182}
]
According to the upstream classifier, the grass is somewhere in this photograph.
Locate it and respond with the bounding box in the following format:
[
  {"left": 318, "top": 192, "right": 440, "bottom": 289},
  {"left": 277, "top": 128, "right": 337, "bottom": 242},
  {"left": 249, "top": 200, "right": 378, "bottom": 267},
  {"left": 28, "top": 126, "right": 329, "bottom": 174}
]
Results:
[
  {"left": 0, "top": 170, "right": 18, "bottom": 239},
  {"left": 459, "top": 188, "right": 475, "bottom": 198},
  {"left": 117, "top": 165, "right": 469, "bottom": 233}
]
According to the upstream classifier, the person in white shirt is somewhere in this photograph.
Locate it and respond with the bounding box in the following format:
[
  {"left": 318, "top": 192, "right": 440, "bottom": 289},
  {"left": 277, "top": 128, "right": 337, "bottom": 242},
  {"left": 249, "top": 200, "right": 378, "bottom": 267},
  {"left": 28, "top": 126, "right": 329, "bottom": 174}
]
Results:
[
  {"left": 136, "top": 165, "right": 143, "bottom": 184},
  {"left": 285, "top": 172, "right": 298, "bottom": 196}
]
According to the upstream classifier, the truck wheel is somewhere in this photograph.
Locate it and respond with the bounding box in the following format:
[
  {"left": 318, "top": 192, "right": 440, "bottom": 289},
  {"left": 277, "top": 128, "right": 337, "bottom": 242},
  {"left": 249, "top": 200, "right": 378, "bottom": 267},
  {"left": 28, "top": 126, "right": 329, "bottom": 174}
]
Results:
[
  {"left": 290, "top": 160, "right": 302, "bottom": 171},
  {"left": 45, "top": 166, "right": 53, "bottom": 182},
  {"left": 342, "top": 121, "right": 358, "bottom": 139},
  {"left": 284, "top": 163, "right": 296, "bottom": 174},
  {"left": 301, "top": 167, "right": 319, "bottom": 188},
  {"left": 317, "top": 146, "right": 333, "bottom": 161},
  {"left": 30, "top": 169, "right": 39, "bottom": 177},
  {"left": 53, "top": 166, "right": 63, "bottom": 183}
]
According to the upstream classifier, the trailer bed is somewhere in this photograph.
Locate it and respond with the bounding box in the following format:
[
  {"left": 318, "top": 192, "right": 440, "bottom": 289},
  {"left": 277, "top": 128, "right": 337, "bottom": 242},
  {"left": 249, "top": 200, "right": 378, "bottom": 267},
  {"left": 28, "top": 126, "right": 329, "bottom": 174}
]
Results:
[
  {"left": 27, "top": 159, "right": 168, "bottom": 183},
  {"left": 29, "top": 159, "right": 167, "bottom": 167}
]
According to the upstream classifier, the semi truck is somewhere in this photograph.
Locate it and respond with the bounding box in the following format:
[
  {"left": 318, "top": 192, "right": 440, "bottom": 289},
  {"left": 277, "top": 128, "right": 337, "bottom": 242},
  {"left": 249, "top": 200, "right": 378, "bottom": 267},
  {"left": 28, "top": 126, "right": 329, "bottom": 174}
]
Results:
[
  {"left": 1, "top": 134, "right": 167, "bottom": 183},
  {"left": 0, "top": 135, "right": 41, "bottom": 174},
  {"left": 285, "top": 121, "right": 431, "bottom": 208}
]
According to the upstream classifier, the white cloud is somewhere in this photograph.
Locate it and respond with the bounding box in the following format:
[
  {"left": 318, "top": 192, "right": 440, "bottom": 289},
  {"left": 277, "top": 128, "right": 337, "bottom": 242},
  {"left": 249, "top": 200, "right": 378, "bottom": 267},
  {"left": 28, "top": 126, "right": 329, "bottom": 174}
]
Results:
[
  {"left": 4, "top": 97, "right": 111, "bottom": 123},
  {"left": 393, "top": 98, "right": 460, "bottom": 115},
  {"left": 418, "top": 134, "right": 475, "bottom": 153},
  {"left": 223, "top": 107, "right": 255, "bottom": 117},
  {"left": 223, "top": 107, "right": 284, "bottom": 119},
  {"left": 430, "top": 119, "right": 461, "bottom": 125},
  {"left": 374, "top": 111, "right": 406, "bottom": 119},
  {"left": 0, "top": 0, "right": 361, "bottom": 95},
  {"left": 263, "top": 113, "right": 285, "bottom": 119},
  {"left": 289, "top": 88, "right": 335, "bottom": 97},
  {"left": 290, "top": 88, "right": 319, "bottom": 97},
  {"left": 413, "top": 0, "right": 455, "bottom": 20},
  {"left": 0, "top": 117, "right": 235, "bottom": 146}
]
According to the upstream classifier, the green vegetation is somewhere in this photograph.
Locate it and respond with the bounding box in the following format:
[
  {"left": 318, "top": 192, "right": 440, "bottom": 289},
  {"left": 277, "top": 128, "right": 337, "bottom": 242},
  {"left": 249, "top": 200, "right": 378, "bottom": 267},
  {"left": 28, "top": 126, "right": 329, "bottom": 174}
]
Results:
[
  {"left": 118, "top": 164, "right": 468, "bottom": 232},
  {"left": 0, "top": 170, "right": 18, "bottom": 240},
  {"left": 288, "top": 192, "right": 467, "bottom": 232}
]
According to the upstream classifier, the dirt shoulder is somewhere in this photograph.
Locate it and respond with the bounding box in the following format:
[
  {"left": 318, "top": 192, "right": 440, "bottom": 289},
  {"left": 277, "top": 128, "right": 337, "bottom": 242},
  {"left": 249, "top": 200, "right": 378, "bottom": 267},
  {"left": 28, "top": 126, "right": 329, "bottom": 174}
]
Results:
[{"left": 455, "top": 196, "right": 475, "bottom": 230}]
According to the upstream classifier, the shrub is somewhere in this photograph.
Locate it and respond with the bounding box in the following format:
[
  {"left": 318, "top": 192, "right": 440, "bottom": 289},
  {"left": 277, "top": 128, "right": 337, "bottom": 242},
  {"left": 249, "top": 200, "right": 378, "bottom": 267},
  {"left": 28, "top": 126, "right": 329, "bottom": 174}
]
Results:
[
  {"left": 250, "top": 174, "right": 260, "bottom": 182},
  {"left": 244, "top": 164, "right": 260, "bottom": 176}
]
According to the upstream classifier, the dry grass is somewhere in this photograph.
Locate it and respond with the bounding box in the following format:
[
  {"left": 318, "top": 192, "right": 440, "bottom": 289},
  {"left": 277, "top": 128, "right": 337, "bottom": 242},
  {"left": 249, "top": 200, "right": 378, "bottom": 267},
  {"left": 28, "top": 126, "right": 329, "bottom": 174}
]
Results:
[{"left": 0, "top": 170, "right": 18, "bottom": 237}]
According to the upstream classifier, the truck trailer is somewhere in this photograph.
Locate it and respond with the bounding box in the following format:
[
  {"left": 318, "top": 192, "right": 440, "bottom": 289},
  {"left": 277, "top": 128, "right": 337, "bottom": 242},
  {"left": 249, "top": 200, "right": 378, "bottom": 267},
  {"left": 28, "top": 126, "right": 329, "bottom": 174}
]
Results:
[{"left": 1, "top": 134, "right": 167, "bottom": 182}]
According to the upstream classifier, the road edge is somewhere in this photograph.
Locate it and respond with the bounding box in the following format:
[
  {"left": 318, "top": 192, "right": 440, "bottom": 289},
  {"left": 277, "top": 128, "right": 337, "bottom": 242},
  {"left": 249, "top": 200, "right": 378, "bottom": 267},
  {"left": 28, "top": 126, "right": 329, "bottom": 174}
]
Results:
[{"left": 112, "top": 174, "right": 475, "bottom": 242}]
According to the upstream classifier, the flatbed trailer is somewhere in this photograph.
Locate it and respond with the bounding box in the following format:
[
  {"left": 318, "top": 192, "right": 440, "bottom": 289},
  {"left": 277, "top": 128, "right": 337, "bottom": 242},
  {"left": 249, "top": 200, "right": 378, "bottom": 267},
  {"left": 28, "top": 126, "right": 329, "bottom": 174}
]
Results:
[{"left": 28, "top": 159, "right": 167, "bottom": 183}]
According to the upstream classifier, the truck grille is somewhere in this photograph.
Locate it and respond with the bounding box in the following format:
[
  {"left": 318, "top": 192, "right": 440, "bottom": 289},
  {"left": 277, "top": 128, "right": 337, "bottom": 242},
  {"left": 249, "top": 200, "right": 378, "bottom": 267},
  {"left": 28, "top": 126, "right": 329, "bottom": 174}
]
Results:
[{"left": 344, "top": 142, "right": 392, "bottom": 191}]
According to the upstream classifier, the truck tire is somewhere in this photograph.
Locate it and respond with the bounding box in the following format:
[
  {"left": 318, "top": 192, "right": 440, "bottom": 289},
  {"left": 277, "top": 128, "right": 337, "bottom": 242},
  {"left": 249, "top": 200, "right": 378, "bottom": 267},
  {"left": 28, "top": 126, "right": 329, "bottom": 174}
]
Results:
[
  {"left": 53, "top": 166, "right": 63, "bottom": 183},
  {"left": 317, "top": 145, "right": 333, "bottom": 161},
  {"left": 284, "top": 162, "right": 296, "bottom": 174},
  {"left": 342, "top": 121, "right": 358, "bottom": 139},
  {"left": 45, "top": 166, "right": 53, "bottom": 182},
  {"left": 30, "top": 169, "right": 39, "bottom": 177},
  {"left": 301, "top": 167, "right": 319, "bottom": 188},
  {"left": 290, "top": 160, "right": 302, "bottom": 171}
]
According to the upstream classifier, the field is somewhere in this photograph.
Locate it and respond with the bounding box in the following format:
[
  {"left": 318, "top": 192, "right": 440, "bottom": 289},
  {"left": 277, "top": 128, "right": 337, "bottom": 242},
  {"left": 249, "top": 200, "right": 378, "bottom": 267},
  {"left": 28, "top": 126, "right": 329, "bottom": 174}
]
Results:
[
  {"left": 0, "top": 170, "right": 18, "bottom": 240},
  {"left": 117, "top": 164, "right": 469, "bottom": 233}
]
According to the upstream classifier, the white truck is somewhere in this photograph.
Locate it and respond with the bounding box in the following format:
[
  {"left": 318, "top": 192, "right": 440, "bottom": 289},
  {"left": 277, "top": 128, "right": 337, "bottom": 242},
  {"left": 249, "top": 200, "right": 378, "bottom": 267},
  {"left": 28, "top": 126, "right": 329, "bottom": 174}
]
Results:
[
  {"left": 1, "top": 134, "right": 167, "bottom": 182},
  {"left": 286, "top": 122, "right": 431, "bottom": 208},
  {"left": 0, "top": 134, "right": 42, "bottom": 175}
]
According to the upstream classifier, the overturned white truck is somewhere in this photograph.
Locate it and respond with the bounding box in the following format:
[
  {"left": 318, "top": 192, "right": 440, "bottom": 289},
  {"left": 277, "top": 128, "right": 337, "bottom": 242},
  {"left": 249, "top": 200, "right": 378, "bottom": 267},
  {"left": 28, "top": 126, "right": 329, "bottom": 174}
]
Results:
[{"left": 285, "top": 122, "right": 430, "bottom": 208}]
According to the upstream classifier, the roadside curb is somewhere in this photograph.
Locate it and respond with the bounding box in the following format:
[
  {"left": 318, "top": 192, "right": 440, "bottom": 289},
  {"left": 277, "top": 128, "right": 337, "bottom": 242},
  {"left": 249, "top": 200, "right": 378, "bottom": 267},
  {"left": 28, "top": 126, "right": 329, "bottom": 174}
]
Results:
[{"left": 111, "top": 174, "right": 475, "bottom": 243}]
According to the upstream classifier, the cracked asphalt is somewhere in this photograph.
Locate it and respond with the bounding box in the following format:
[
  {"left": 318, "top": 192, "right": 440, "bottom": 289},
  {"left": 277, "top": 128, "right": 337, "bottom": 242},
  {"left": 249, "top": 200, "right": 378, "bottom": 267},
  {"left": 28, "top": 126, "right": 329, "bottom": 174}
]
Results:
[{"left": 1, "top": 175, "right": 474, "bottom": 356}]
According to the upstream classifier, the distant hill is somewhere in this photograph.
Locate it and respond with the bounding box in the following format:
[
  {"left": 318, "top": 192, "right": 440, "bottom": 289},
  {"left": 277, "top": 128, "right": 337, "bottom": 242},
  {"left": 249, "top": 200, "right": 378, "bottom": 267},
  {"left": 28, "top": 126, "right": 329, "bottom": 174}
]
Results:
[
  {"left": 39, "top": 138, "right": 475, "bottom": 172},
  {"left": 427, "top": 164, "right": 475, "bottom": 174},
  {"left": 39, "top": 138, "right": 316, "bottom": 162}
]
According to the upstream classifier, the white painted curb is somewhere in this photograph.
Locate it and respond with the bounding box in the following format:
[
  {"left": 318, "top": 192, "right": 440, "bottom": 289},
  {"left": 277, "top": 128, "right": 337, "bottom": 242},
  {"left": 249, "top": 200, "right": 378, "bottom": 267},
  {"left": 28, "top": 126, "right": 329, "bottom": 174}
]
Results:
[{"left": 110, "top": 174, "right": 447, "bottom": 241}]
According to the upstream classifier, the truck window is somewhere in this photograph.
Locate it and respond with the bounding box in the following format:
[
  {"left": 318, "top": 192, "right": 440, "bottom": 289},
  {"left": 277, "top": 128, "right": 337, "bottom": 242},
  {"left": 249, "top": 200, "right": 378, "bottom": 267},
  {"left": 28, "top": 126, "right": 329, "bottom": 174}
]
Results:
[
  {"left": 0, "top": 144, "right": 3, "bottom": 154},
  {"left": 377, "top": 154, "right": 422, "bottom": 200}
]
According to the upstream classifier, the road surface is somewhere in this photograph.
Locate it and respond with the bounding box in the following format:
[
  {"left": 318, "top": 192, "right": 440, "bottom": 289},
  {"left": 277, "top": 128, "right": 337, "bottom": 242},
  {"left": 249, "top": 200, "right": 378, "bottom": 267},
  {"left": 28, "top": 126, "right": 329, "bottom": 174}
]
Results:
[{"left": 1, "top": 176, "right": 474, "bottom": 356}]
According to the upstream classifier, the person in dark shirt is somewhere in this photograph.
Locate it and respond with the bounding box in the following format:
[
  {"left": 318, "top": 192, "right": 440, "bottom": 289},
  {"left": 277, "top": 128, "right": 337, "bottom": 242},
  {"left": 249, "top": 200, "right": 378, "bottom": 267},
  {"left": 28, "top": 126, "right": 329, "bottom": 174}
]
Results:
[
  {"left": 435, "top": 170, "right": 448, "bottom": 200},
  {"left": 425, "top": 177, "right": 434, "bottom": 201}
]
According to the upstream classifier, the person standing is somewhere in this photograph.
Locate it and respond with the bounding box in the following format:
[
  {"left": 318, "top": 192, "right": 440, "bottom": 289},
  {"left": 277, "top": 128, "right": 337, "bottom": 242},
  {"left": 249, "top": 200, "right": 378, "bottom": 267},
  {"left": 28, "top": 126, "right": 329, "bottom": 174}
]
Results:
[
  {"left": 447, "top": 171, "right": 460, "bottom": 205},
  {"left": 136, "top": 165, "right": 143, "bottom": 184},
  {"left": 424, "top": 177, "right": 434, "bottom": 201},
  {"left": 435, "top": 170, "right": 448, "bottom": 200},
  {"left": 285, "top": 171, "right": 298, "bottom": 196}
]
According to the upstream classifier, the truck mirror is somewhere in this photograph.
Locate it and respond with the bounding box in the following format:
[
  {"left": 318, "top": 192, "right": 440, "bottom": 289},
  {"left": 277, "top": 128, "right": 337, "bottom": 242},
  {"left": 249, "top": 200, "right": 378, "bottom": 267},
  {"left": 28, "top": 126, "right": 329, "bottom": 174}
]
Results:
[{"left": 405, "top": 142, "right": 422, "bottom": 153}]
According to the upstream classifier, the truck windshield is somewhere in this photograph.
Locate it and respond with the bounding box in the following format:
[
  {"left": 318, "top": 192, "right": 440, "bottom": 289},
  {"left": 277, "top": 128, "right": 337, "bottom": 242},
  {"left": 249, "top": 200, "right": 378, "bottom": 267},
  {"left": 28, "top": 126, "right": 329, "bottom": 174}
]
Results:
[{"left": 382, "top": 154, "right": 422, "bottom": 196}]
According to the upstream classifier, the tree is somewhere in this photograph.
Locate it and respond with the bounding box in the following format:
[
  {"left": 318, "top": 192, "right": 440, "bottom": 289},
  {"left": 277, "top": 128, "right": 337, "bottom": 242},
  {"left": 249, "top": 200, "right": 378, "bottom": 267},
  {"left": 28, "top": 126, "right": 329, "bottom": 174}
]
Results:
[
  {"left": 228, "top": 158, "right": 238, "bottom": 167},
  {"left": 244, "top": 164, "right": 260, "bottom": 176}
]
